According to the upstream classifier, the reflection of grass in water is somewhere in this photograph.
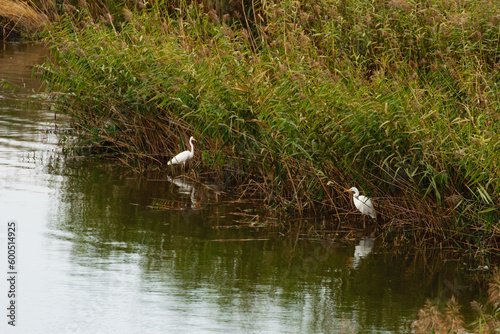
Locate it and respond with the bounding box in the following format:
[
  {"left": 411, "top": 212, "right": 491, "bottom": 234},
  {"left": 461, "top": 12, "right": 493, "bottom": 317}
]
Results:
[
  {"left": 32, "top": 0, "right": 500, "bottom": 257},
  {"left": 149, "top": 198, "right": 195, "bottom": 210},
  {"left": 414, "top": 269, "right": 500, "bottom": 333}
]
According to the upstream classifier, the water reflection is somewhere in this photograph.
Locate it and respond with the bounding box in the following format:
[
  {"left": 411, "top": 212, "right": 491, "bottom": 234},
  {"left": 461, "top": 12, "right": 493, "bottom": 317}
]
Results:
[
  {"left": 0, "top": 43, "right": 490, "bottom": 333},
  {"left": 167, "top": 175, "right": 194, "bottom": 195},
  {"left": 49, "top": 163, "right": 488, "bottom": 332},
  {"left": 166, "top": 175, "right": 202, "bottom": 209},
  {"left": 351, "top": 233, "right": 375, "bottom": 269}
]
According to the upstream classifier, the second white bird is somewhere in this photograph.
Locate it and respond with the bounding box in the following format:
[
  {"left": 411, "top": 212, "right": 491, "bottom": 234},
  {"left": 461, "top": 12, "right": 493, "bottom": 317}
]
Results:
[
  {"left": 345, "top": 187, "right": 377, "bottom": 219},
  {"left": 167, "top": 136, "right": 196, "bottom": 166}
]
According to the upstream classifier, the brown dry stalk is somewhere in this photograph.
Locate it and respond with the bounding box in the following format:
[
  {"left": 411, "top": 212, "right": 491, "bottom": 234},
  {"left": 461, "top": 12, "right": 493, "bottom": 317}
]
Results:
[
  {"left": 414, "top": 271, "right": 500, "bottom": 333},
  {"left": 0, "top": 0, "right": 47, "bottom": 34},
  {"left": 414, "top": 297, "right": 467, "bottom": 334}
]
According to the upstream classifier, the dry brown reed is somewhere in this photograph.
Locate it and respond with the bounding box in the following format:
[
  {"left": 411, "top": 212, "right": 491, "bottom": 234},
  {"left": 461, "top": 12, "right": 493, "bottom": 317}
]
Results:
[
  {"left": 0, "top": 0, "right": 48, "bottom": 38},
  {"left": 414, "top": 270, "right": 500, "bottom": 333},
  {"left": 414, "top": 298, "right": 466, "bottom": 333}
]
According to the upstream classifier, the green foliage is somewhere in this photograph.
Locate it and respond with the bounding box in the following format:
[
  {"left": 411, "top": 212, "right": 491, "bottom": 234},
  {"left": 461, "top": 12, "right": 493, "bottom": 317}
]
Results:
[{"left": 36, "top": 0, "right": 500, "bottom": 252}]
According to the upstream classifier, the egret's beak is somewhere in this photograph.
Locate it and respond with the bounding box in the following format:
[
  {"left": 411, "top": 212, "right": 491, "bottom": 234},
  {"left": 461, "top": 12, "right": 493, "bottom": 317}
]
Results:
[{"left": 344, "top": 189, "right": 351, "bottom": 193}]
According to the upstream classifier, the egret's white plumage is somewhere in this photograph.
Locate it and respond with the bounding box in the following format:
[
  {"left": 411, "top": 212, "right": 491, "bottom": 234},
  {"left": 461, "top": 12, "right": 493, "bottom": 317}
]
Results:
[
  {"left": 167, "top": 136, "right": 195, "bottom": 166},
  {"left": 345, "top": 187, "right": 377, "bottom": 219}
]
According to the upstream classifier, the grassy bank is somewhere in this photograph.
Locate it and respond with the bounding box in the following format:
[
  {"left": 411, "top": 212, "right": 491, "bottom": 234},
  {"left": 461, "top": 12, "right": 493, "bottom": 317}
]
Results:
[{"left": 31, "top": 0, "right": 500, "bottom": 256}]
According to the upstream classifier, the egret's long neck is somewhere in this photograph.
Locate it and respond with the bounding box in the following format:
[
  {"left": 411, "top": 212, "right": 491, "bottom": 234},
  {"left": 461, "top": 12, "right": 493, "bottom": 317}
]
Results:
[{"left": 189, "top": 138, "right": 195, "bottom": 154}]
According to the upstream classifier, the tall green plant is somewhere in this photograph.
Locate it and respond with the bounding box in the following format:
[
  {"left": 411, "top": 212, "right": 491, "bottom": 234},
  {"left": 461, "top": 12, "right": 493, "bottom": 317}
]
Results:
[{"left": 37, "top": 0, "right": 500, "bottom": 254}]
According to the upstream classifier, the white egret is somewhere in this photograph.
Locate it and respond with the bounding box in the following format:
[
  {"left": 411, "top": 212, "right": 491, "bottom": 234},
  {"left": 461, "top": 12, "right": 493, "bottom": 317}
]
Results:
[
  {"left": 344, "top": 187, "right": 377, "bottom": 219},
  {"left": 167, "top": 136, "right": 195, "bottom": 166}
]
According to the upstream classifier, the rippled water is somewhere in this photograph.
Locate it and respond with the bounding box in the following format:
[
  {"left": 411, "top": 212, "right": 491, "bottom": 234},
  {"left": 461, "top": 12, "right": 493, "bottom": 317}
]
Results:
[{"left": 0, "top": 43, "right": 488, "bottom": 334}]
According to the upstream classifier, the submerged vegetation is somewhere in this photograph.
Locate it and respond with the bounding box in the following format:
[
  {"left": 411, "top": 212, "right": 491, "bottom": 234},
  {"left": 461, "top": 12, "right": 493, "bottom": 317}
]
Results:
[{"left": 3, "top": 0, "right": 500, "bottom": 256}]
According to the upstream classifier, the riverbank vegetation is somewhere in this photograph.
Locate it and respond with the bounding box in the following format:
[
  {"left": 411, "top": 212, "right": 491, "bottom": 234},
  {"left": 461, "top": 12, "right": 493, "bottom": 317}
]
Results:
[
  {"left": 4, "top": 0, "right": 500, "bottom": 258},
  {"left": 414, "top": 269, "right": 500, "bottom": 333}
]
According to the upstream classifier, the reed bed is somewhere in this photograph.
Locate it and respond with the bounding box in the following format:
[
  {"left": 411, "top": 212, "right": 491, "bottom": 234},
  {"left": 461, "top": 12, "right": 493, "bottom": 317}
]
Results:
[{"left": 34, "top": 0, "right": 500, "bottom": 257}]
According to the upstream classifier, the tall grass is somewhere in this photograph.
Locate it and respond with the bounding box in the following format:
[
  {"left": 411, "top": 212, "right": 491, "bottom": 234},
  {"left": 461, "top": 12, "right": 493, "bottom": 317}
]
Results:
[
  {"left": 36, "top": 0, "right": 500, "bottom": 255},
  {"left": 414, "top": 269, "right": 500, "bottom": 333},
  {"left": 0, "top": 0, "right": 48, "bottom": 39}
]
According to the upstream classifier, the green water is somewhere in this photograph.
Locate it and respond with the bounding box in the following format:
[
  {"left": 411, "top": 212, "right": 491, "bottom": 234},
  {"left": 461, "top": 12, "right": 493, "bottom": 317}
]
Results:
[{"left": 0, "top": 43, "right": 489, "bottom": 333}]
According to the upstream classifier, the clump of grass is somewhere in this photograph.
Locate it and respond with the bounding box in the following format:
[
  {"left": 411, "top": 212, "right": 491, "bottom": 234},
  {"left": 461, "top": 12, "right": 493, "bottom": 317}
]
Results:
[
  {"left": 414, "top": 269, "right": 500, "bottom": 333},
  {"left": 0, "top": 0, "right": 48, "bottom": 39},
  {"left": 413, "top": 296, "right": 466, "bottom": 334},
  {"left": 0, "top": 0, "right": 133, "bottom": 39},
  {"left": 35, "top": 0, "right": 500, "bottom": 256}
]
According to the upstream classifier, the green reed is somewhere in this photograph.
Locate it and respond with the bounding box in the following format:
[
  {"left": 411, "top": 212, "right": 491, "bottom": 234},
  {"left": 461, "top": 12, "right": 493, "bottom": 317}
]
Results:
[{"left": 36, "top": 0, "right": 500, "bottom": 255}]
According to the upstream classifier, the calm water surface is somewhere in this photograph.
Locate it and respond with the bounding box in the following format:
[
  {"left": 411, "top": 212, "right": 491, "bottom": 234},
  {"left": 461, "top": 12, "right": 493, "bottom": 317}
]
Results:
[{"left": 0, "top": 43, "right": 488, "bottom": 333}]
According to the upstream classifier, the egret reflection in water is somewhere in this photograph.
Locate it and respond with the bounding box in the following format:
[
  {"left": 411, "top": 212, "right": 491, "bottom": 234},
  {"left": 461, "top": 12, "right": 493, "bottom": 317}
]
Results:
[
  {"left": 166, "top": 175, "right": 202, "bottom": 209},
  {"left": 351, "top": 234, "right": 375, "bottom": 269}
]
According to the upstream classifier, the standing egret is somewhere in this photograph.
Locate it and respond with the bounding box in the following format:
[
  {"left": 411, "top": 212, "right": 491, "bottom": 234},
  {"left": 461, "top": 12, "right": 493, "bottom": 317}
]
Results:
[
  {"left": 167, "top": 136, "right": 195, "bottom": 166},
  {"left": 344, "top": 187, "right": 377, "bottom": 219}
]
